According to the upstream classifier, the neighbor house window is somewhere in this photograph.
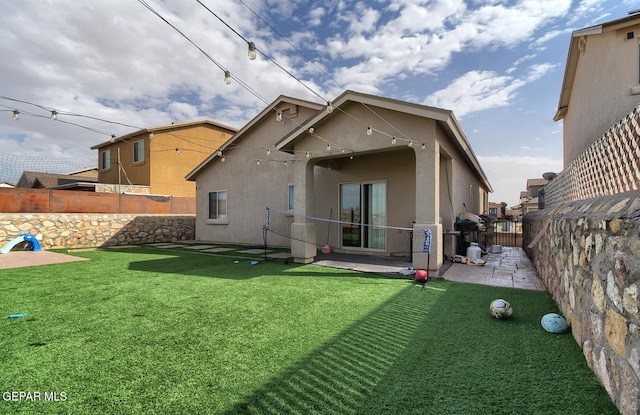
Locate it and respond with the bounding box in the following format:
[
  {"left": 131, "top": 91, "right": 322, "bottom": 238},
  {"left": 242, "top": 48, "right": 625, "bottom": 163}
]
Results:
[
  {"left": 101, "top": 150, "right": 111, "bottom": 170},
  {"left": 288, "top": 185, "right": 294, "bottom": 211},
  {"left": 209, "top": 191, "right": 227, "bottom": 220},
  {"left": 133, "top": 140, "right": 144, "bottom": 163}
]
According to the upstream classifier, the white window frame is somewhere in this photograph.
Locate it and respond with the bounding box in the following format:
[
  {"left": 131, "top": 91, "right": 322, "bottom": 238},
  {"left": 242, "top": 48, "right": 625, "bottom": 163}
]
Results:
[
  {"left": 101, "top": 150, "right": 111, "bottom": 170},
  {"left": 207, "top": 190, "right": 228, "bottom": 224},
  {"left": 133, "top": 140, "right": 144, "bottom": 163}
]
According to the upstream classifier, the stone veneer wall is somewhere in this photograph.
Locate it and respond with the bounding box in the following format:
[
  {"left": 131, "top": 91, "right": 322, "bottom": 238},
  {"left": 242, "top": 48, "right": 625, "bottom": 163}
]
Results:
[
  {"left": 523, "top": 191, "right": 640, "bottom": 415},
  {"left": 0, "top": 213, "right": 195, "bottom": 249}
]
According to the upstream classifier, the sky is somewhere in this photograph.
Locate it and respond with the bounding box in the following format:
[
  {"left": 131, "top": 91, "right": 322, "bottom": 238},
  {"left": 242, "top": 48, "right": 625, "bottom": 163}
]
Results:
[{"left": 0, "top": 0, "right": 636, "bottom": 206}]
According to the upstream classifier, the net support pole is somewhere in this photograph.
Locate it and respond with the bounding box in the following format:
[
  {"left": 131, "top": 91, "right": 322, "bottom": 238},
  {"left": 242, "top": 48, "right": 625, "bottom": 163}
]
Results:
[{"left": 264, "top": 207, "right": 269, "bottom": 261}]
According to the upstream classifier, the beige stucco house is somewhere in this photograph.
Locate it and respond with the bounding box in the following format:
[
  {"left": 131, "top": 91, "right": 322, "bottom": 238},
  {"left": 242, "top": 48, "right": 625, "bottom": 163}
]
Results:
[
  {"left": 554, "top": 13, "right": 640, "bottom": 167},
  {"left": 92, "top": 120, "right": 236, "bottom": 197},
  {"left": 187, "top": 91, "right": 492, "bottom": 273}
]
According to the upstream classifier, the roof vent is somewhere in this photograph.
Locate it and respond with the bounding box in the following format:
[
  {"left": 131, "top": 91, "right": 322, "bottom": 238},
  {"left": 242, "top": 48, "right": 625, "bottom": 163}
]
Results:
[{"left": 629, "top": 8, "right": 640, "bottom": 15}]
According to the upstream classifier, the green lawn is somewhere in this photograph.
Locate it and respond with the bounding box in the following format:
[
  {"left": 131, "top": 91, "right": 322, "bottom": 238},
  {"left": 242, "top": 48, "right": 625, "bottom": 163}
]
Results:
[{"left": 1, "top": 246, "right": 618, "bottom": 414}]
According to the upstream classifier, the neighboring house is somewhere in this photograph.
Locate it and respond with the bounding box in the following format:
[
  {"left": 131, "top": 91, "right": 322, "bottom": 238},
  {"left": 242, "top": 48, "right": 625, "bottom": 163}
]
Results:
[
  {"left": 0, "top": 182, "right": 14, "bottom": 188},
  {"left": 554, "top": 12, "right": 640, "bottom": 167},
  {"left": 488, "top": 201, "right": 506, "bottom": 219},
  {"left": 512, "top": 178, "right": 548, "bottom": 214},
  {"left": 91, "top": 120, "right": 237, "bottom": 197},
  {"left": 15, "top": 170, "right": 98, "bottom": 191},
  {"left": 187, "top": 91, "right": 492, "bottom": 273}
]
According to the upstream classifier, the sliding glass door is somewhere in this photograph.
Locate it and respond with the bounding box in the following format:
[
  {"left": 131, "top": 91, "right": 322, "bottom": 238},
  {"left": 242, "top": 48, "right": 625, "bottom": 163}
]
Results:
[{"left": 340, "top": 182, "right": 386, "bottom": 249}]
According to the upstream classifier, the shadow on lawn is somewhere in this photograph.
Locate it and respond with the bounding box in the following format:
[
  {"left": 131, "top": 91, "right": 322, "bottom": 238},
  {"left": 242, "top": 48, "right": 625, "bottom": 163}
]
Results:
[
  {"left": 126, "top": 248, "right": 405, "bottom": 281},
  {"left": 223, "top": 282, "right": 441, "bottom": 414}
]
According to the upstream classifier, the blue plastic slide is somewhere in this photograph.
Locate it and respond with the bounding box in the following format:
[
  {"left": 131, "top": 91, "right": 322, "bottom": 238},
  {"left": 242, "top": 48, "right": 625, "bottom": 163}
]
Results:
[{"left": 0, "top": 234, "right": 42, "bottom": 254}]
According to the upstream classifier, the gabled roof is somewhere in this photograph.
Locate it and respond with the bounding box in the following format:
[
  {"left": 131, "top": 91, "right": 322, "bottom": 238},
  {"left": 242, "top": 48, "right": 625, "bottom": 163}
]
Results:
[
  {"left": 91, "top": 119, "right": 238, "bottom": 150},
  {"left": 16, "top": 171, "right": 98, "bottom": 189},
  {"left": 275, "top": 90, "right": 492, "bottom": 192},
  {"left": 526, "top": 178, "right": 548, "bottom": 188},
  {"left": 186, "top": 96, "right": 324, "bottom": 181},
  {"left": 554, "top": 13, "right": 640, "bottom": 121}
]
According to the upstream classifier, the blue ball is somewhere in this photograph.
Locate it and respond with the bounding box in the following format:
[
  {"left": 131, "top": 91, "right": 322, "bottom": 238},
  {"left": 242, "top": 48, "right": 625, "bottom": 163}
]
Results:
[{"left": 541, "top": 313, "right": 569, "bottom": 333}]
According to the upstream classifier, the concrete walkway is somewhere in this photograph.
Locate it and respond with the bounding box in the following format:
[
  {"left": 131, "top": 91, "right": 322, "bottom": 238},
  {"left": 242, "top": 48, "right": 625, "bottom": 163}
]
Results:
[
  {"left": 441, "top": 246, "right": 546, "bottom": 291},
  {"left": 313, "top": 246, "right": 546, "bottom": 291}
]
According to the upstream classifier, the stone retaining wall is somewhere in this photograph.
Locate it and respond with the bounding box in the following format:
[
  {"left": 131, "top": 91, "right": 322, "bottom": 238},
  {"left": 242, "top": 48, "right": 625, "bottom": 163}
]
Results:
[
  {"left": 0, "top": 213, "right": 195, "bottom": 249},
  {"left": 523, "top": 191, "right": 640, "bottom": 415}
]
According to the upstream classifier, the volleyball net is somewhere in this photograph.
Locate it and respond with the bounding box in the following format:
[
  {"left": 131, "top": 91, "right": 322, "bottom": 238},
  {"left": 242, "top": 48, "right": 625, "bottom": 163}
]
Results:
[{"left": 263, "top": 207, "right": 432, "bottom": 256}]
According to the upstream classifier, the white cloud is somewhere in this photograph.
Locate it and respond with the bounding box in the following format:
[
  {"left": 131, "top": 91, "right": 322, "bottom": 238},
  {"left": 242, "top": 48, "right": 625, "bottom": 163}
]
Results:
[
  {"left": 424, "top": 62, "right": 556, "bottom": 117},
  {"left": 479, "top": 155, "right": 562, "bottom": 206}
]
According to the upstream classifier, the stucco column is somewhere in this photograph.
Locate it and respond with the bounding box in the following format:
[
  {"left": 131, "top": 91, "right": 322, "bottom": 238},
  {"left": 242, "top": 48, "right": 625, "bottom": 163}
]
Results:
[
  {"left": 413, "top": 141, "right": 442, "bottom": 273},
  {"left": 290, "top": 158, "right": 317, "bottom": 264}
]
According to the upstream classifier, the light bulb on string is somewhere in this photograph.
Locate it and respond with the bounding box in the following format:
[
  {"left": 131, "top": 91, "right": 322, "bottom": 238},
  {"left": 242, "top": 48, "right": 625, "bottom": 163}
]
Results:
[
  {"left": 221, "top": 156, "right": 225, "bottom": 162},
  {"left": 408, "top": 140, "right": 413, "bottom": 147},
  {"left": 276, "top": 112, "right": 282, "bottom": 122},
  {"left": 366, "top": 126, "right": 372, "bottom": 136},
  {"left": 148, "top": 132, "right": 154, "bottom": 140},
  {"left": 50, "top": 110, "right": 57, "bottom": 120},
  {"left": 110, "top": 135, "right": 116, "bottom": 143},
  {"left": 421, "top": 143, "right": 426, "bottom": 150},
  {"left": 224, "top": 70, "right": 231, "bottom": 85},
  {"left": 305, "top": 152, "right": 310, "bottom": 158},
  {"left": 266, "top": 148, "right": 271, "bottom": 155},
  {"left": 248, "top": 42, "right": 257, "bottom": 60},
  {"left": 326, "top": 102, "right": 333, "bottom": 113},
  {"left": 326, "top": 144, "right": 331, "bottom": 151},
  {"left": 217, "top": 150, "right": 223, "bottom": 157},
  {"left": 12, "top": 110, "right": 19, "bottom": 120},
  {"left": 391, "top": 136, "right": 396, "bottom": 144},
  {"left": 256, "top": 160, "right": 260, "bottom": 166}
]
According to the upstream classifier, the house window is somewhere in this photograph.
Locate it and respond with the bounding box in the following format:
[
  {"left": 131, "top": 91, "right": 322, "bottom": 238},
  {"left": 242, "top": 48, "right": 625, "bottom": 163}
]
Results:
[
  {"left": 489, "top": 207, "right": 497, "bottom": 217},
  {"left": 340, "top": 182, "right": 386, "bottom": 249},
  {"left": 209, "top": 191, "right": 227, "bottom": 220},
  {"left": 288, "top": 185, "right": 294, "bottom": 211},
  {"left": 101, "top": 150, "right": 111, "bottom": 170},
  {"left": 133, "top": 140, "right": 144, "bottom": 163}
]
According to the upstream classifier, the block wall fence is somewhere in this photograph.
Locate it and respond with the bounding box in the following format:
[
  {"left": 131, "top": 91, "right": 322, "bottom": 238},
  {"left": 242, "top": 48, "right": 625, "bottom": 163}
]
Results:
[
  {"left": 523, "top": 191, "right": 640, "bottom": 415},
  {"left": 0, "top": 213, "right": 195, "bottom": 249}
]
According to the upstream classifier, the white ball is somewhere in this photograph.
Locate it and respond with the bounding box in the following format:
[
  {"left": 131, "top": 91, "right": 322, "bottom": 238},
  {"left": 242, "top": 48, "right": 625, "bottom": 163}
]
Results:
[{"left": 490, "top": 299, "right": 513, "bottom": 319}]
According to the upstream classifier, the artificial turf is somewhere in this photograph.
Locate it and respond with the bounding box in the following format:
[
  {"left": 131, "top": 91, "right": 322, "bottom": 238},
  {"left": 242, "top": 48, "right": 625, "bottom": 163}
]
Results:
[{"left": 0, "top": 246, "right": 619, "bottom": 414}]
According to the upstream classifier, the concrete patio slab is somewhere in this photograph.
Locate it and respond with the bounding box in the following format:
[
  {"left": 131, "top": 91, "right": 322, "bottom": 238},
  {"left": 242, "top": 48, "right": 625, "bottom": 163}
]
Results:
[{"left": 441, "top": 246, "right": 546, "bottom": 291}]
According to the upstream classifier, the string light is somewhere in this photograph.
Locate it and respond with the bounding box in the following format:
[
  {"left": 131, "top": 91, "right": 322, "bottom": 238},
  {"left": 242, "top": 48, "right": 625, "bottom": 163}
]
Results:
[
  {"left": 248, "top": 42, "right": 257, "bottom": 60},
  {"left": 110, "top": 135, "right": 116, "bottom": 143},
  {"left": 221, "top": 156, "right": 225, "bottom": 162},
  {"left": 217, "top": 150, "right": 223, "bottom": 157},
  {"left": 266, "top": 148, "right": 271, "bottom": 155},
  {"left": 326, "top": 102, "right": 333, "bottom": 113},
  {"left": 308, "top": 127, "right": 314, "bottom": 134},
  {"left": 305, "top": 152, "right": 310, "bottom": 158},
  {"left": 149, "top": 132, "right": 154, "bottom": 140},
  {"left": 224, "top": 70, "right": 231, "bottom": 85},
  {"left": 12, "top": 110, "right": 19, "bottom": 120},
  {"left": 408, "top": 140, "right": 413, "bottom": 147},
  {"left": 392, "top": 136, "right": 396, "bottom": 144},
  {"left": 256, "top": 159, "right": 260, "bottom": 165},
  {"left": 326, "top": 144, "right": 331, "bottom": 151},
  {"left": 176, "top": 148, "right": 180, "bottom": 155},
  {"left": 276, "top": 112, "right": 282, "bottom": 122},
  {"left": 421, "top": 143, "right": 426, "bottom": 150},
  {"left": 50, "top": 110, "right": 57, "bottom": 120},
  {"left": 367, "top": 126, "right": 372, "bottom": 136}
]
